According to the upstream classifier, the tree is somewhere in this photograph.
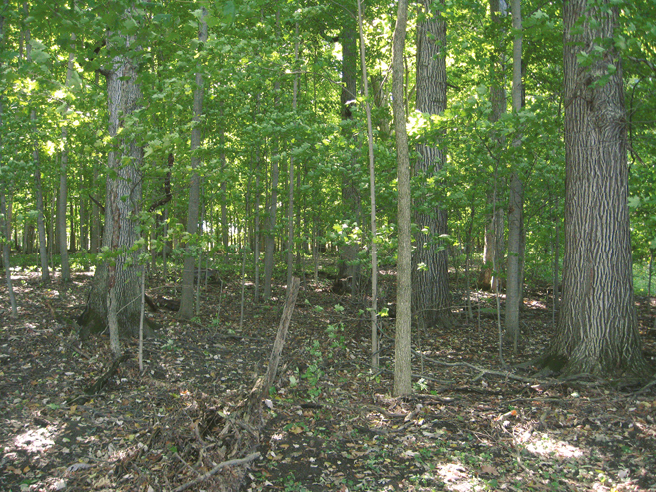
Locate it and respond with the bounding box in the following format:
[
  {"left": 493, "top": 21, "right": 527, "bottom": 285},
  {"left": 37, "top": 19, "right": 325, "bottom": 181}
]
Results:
[
  {"left": 24, "top": 3, "right": 49, "bottom": 283},
  {"left": 0, "top": 0, "right": 17, "bottom": 318},
  {"left": 504, "top": 0, "right": 524, "bottom": 351},
  {"left": 58, "top": 30, "right": 76, "bottom": 283},
  {"left": 336, "top": 10, "right": 362, "bottom": 289},
  {"left": 479, "top": 0, "right": 507, "bottom": 293},
  {"left": 78, "top": 2, "right": 148, "bottom": 343},
  {"left": 544, "top": 0, "right": 649, "bottom": 377},
  {"left": 392, "top": 0, "right": 412, "bottom": 397},
  {"left": 412, "top": 0, "right": 450, "bottom": 329},
  {"left": 356, "top": 0, "right": 379, "bottom": 369},
  {"left": 179, "top": 6, "right": 207, "bottom": 319}
]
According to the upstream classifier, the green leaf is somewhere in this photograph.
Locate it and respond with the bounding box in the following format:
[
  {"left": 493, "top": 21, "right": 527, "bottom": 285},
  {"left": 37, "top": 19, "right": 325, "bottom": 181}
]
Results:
[
  {"left": 123, "top": 18, "right": 139, "bottom": 35},
  {"left": 221, "top": 1, "right": 235, "bottom": 24}
]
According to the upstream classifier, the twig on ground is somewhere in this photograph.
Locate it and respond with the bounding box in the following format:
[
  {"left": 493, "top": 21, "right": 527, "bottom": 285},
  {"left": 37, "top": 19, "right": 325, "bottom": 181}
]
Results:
[{"left": 171, "top": 452, "right": 261, "bottom": 492}]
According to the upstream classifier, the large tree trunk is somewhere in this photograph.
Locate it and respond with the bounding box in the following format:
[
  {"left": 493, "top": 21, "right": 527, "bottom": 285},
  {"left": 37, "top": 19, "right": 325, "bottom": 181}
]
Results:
[
  {"left": 544, "top": 0, "right": 648, "bottom": 377},
  {"left": 392, "top": 0, "right": 412, "bottom": 397},
  {"left": 79, "top": 5, "right": 147, "bottom": 341},
  {"left": 412, "top": 0, "right": 450, "bottom": 329},
  {"left": 179, "top": 7, "right": 207, "bottom": 319}
]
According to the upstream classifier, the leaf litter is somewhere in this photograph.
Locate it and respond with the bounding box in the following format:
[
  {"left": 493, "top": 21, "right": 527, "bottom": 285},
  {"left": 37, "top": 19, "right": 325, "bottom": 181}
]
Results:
[{"left": 0, "top": 270, "right": 655, "bottom": 491}]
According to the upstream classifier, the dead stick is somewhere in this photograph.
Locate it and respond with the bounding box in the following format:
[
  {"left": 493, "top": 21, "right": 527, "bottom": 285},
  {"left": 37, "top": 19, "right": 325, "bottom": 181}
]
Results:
[
  {"left": 265, "top": 277, "right": 301, "bottom": 392},
  {"left": 171, "top": 452, "right": 260, "bottom": 492}
]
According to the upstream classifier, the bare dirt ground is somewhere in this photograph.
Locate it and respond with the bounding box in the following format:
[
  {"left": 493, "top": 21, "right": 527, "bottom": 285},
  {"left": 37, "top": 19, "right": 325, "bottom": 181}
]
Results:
[{"left": 1, "top": 268, "right": 656, "bottom": 491}]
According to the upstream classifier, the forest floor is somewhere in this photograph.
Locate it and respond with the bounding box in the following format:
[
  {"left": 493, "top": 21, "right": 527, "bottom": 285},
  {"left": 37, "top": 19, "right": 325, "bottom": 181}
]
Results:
[{"left": 1, "top": 266, "right": 656, "bottom": 492}]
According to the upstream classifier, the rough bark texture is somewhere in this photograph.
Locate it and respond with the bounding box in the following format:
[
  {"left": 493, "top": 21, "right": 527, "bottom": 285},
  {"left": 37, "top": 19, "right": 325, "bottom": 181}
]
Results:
[
  {"left": 79, "top": 7, "right": 148, "bottom": 340},
  {"left": 392, "top": 0, "right": 412, "bottom": 397},
  {"left": 412, "top": 0, "right": 450, "bottom": 329},
  {"left": 545, "top": 0, "right": 649, "bottom": 377},
  {"left": 179, "top": 8, "right": 207, "bottom": 319}
]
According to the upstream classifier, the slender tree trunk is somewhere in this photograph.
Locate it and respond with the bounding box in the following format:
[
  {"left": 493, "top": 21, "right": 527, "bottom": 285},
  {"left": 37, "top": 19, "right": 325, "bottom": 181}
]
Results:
[
  {"left": 0, "top": 16, "right": 17, "bottom": 316},
  {"left": 357, "top": 0, "right": 379, "bottom": 370},
  {"left": 91, "top": 162, "right": 101, "bottom": 253},
  {"left": 287, "top": 23, "right": 299, "bottom": 289},
  {"left": 179, "top": 7, "right": 207, "bottom": 319},
  {"left": 337, "top": 16, "right": 361, "bottom": 288},
  {"left": 254, "top": 148, "right": 261, "bottom": 302},
  {"left": 24, "top": 4, "right": 49, "bottom": 282},
  {"left": 263, "top": 75, "right": 280, "bottom": 300},
  {"left": 552, "top": 195, "right": 560, "bottom": 323},
  {"left": 648, "top": 250, "right": 653, "bottom": 298},
  {"left": 480, "top": 0, "right": 507, "bottom": 292},
  {"left": 413, "top": 0, "right": 450, "bottom": 329},
  {"left": 392, "top": 0, "right": 412, "bottom": 397},
  {"left": 58, "top": 35, "right": 76, "bottom": 282},
  {"left": 544, "top": 0, "right": 648, "bottom": 377},
  {"left": 504, "top": 0, "right": 524, "bottom": 352}
]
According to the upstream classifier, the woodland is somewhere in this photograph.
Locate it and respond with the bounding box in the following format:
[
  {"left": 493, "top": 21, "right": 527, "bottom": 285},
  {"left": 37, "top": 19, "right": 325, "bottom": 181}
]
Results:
[{"left": 1, "top": 0, "right": 656, "bottom": 491}]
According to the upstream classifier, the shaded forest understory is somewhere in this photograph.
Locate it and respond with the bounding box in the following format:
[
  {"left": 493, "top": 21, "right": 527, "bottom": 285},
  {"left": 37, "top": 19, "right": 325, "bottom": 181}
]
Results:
[{"left": 1, "top": 266, "right": 656, "bottom": 492}]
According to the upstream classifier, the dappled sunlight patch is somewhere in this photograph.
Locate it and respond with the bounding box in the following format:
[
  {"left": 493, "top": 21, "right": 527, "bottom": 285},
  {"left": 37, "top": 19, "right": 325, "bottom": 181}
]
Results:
[
  {"left": 434, "top": 462, "right": 484, "bottom": 491},
  {"left": 523, "top": 432, "right": 584, "bottom": 459},
  {"left": 14, "top": 427, "right": 55, "bottom": 453}
]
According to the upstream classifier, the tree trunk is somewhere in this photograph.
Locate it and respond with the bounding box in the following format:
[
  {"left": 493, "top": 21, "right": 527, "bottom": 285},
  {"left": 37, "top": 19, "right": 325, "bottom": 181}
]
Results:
[
  {"left": 179, "top": 7, "right": 207, "bottom": 319},
  {"left": 504, "top": 0, "right": 525, "bottom": 351},
  {"left": 357, "top": 0, "right": 379, "bottom": 370},
  {"left": 337, "top": 17, "right": 361, "bottom": 288},
  {"left": 0, "top": 11, "right": 17, "bottom": 316},
  {"left": 287, "top": 23, "right": 299, "bottom": 289},
  {"left": 58, "top": 38, "right": 75, "bottom": 281},
  {"left": 392, "top": 0, "right": 412, "bottom": 397},
  {"left": 505, "top": 172, "right": 523, "bottom": 347},
  {"left": 413, "top": 0, "right": 450, "bottom": 329},
  {"left": 544, "top": 0, "right": 648, "bottom": 377},
  {"left": 479, "top": 0, "right": 507, "bottom": 292},
  {"left": 23, "top": 5, "right": 49, "bottom": 282},
  {"left": 254, "top": 149, "right": 261, "bottom": 302},
  {"left": 90, "top": 162, "right": 101, "bottom": 253},
  {"left": 79, "top": 5, "right": 147, "bottom": 340}
]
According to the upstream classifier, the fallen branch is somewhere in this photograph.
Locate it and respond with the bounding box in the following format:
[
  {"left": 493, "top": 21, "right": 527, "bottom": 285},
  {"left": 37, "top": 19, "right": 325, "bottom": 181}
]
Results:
[{"left": 171, "top": 452, "right": 260, "bottom": 492}]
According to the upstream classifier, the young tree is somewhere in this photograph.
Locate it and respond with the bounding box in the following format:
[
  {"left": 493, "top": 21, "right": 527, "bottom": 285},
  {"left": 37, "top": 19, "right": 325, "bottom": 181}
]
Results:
[
  {"left": 544, "top": 0, "right": 649, "bottom": 377},
  {"left": 179, "top": 7, "right": 207, "bottom": 319},
  {"left": 0, "top": 0, "right": 16, "bottom": 318},
  {"left": 504, "top": 0, "right": 524, "bottom": 351},
  {"left": 393, "top": 0, "right": 412, "bottom": 397},
  {"left": 356, "top": 0, "right": 379, "bottom": 369},
  {"left": 24, "top": 3, "right": 49, "bottom": 283},
  {"left": 58, "top": 31, "right": 76, "bottom": 283},
  {"left": 412, "top": 0, "right": 449, "bottom": 329},
  {"left": 479, "top": 0, "right": 506, "bottom": 292},
  {"left": 337, "top": 12, "right": 361, "bottom": 288}
]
